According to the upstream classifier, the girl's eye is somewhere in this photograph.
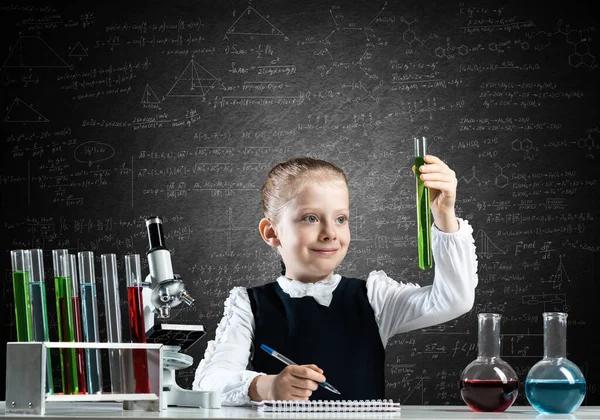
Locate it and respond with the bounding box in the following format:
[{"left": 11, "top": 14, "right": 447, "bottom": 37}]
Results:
[
  {"left": 336, "top": 216, "right": 348, "bottom": 224},
  {"left": 302, "top": 215, "right": 318, "bottom": 223}
]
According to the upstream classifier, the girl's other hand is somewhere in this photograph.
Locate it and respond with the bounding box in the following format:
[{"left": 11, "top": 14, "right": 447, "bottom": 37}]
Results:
[{"left": 250, "top": 364, "right": 326, "bottom": 401}]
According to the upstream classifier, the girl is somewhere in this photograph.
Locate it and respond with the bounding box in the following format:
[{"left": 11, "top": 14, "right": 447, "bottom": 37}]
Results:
[{"left": 193, "top": 156, "right": 478, "bottom": 404}]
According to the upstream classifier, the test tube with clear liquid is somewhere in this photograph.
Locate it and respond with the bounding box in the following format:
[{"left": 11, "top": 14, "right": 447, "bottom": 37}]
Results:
[
  {"left": 125, "top": 254, "right": 151, "bottom": 393},
  {"left": 29, "top": 249, "right": 54, "bottom": 395},
  {"left": 52, "top": 249, "right": 78, "bottom": 394},
  {"left": 10, "top": 249, "right": 33, "bottom": 341},
  {"left": 414, "top": 136, "right": 433, "bottom": 270},
  {"left": 70, "top": 254, "right": 87, "bottom": 394},
  {"left": 78, "top": 251, "right": 103, "bottom": 394},
  {"left": 101, "top": 253, "right": 126, "bottom": 393}
]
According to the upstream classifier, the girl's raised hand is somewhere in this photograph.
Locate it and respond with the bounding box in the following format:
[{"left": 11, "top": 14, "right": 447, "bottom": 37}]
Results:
[{"left": 418, "top": 155, "right": 459, "bottom": 232}]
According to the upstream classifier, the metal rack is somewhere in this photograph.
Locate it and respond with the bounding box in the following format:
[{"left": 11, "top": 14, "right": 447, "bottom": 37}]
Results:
[{"left": 5, "top": 341, "right": 220, "bottom": 415}]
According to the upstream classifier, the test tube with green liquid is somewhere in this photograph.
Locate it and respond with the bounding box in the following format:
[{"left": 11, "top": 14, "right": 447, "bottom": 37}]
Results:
[
  {"left": 415, "top": 136, "right": 433, "bottom": 270},
  {"left": 52, "top": 249, "right": 78, "bottom": 394},
  {"left": 10, "top": 249, "right": 33, "bottom": 341},
  {"left": 29, "top": 249, "right": 54, "bottom": 395}
]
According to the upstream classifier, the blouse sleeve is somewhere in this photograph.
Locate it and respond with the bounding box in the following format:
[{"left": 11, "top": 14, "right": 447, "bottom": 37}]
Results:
[
  {"left": 192, "top": 286, "right": 264, "bottom": 406},
  {"left": 367, "top": 218, "right": 479, "bottom": 347}
]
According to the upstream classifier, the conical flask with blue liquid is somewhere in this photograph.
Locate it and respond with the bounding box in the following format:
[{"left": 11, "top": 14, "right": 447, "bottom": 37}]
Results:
[{"left": 525, "top": 312, "right": 586, "bottom": 414}]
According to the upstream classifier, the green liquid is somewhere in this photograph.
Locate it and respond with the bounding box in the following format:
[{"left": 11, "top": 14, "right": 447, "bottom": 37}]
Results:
[
  {"left": 12, "top": 271, "right": 33, "bottom": 341},
  {"left": 415, "top": 156, "right": 433, "bottom": 270},
  {"left": 55, "top": 276, "right": 78, "bottom": 395},
  {"left": 30, "top": 282, "right": 54, "bottom": 395}
]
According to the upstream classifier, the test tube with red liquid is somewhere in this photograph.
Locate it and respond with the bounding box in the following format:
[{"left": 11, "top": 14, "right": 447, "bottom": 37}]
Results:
[{"left": 125, "top": 254, "right": 150, "bottom": 393}]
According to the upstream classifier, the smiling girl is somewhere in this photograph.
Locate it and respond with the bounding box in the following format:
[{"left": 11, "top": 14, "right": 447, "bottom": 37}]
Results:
[{"left": 193, "top": 156, "right": 478, "bottom": 404}]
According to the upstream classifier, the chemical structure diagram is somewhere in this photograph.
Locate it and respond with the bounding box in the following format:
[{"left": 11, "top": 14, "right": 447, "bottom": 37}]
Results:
[
  {"left": 458, "top": 166, "right": 490, "bottom": 187},
  {"left": 494, "top": 163, "right": 510, "bottom": 188},
  {"left": 526, "top": 20, "right": 597, "bottom": 69},
  {"left": 512, "top": 137, "right": 538, "bottom": 161},
  {"left": 297, "top": 3, "right": 390, "bottom": 80},
  {"left": 576, "top": 127, "right": 599, "bottom": 158},
  {"left": 397, "top": 16, "right": 438, "bottom": 55}
]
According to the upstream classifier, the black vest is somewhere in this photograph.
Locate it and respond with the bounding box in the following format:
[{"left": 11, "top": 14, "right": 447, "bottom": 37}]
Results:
[{"left": 247, "top": 277, "right": 385, "bottom": 400}]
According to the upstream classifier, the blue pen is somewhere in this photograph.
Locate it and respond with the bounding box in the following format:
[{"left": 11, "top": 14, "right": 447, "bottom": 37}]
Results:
[{"left": 260, "top": 344, "right": 341, "bottom": 395}]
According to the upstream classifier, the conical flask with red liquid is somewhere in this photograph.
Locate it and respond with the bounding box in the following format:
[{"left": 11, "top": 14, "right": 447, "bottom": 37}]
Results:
[{"left": 460, "top": 313, "right": 519, "bottom": 412}]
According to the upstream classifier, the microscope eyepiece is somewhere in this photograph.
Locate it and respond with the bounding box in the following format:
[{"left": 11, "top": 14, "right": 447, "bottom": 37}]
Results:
[{"left": 146, "top": 216, "right": 167, "bottom": 252}]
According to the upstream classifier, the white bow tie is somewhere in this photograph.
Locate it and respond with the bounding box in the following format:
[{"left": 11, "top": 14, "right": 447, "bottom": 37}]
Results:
[{"left": 277, "top": 275, "right": 341, "bottom": 307}]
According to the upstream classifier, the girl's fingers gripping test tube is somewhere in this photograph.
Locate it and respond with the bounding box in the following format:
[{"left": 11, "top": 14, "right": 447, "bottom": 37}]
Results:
[{"left": 414, "top": 137, "right": 433, "bottom": 270}]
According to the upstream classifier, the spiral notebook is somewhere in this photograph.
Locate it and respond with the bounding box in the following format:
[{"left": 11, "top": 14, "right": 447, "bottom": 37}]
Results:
[{"left": 252, "top": 399, "right": 401, "bottom": 412}]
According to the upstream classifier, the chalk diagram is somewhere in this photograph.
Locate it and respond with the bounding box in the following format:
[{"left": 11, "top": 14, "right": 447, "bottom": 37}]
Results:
[
  {"left": 527, "top": 20, "right": 596, "bottom": 69},
  {"left": 141, "top": 84, "right": 161, "bottom": 104},
  {"left": 4, "top": 98, "right": 49, "bottom": 123},
  {"left": 165, "top": 59, "right": 218, "bottom": 99},
  {"left": 501, "top": 331, "right": 543, "bottom": 359},
  {"left": 521, "top": 292, "right": 569, "bottom": 312},
  {"left": 474, "top": 229, "right": 506, "bottom": 256},
  {"left": 299, "top": 4, "right": 388, "bottom": 80},
  {"left": 225, "top": 6, "right": 287, "bottom": 39},
  {"left": 458, "top": 166, "right": 490, "bottom": 186},
  {"left": 422, "top": 319, "right": 468, "bottom": 335},
  {"left": 541, "top": 255, "right": 571, "bottom": 288},
  {"left": 74, "top": 141, "right": 115, "bottom": 166},
  {"left": 3, "top": 36, "right": 69, "bottom": 68},
  {"left": 401, "top": 378, "right": 427, "bottom": 405},
  {"left": 68, "top": 42, "right": 88, "bottom": 60}
]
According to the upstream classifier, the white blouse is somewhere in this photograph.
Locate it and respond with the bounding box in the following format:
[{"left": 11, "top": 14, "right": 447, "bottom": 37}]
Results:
[{"left": 192, "top": 218, "right": 478, "bottom": 405}]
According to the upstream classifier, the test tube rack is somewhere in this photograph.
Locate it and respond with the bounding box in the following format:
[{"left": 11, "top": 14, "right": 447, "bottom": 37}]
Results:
[{"left": 5, "top": 341, "right": 220, "bottom": 415}]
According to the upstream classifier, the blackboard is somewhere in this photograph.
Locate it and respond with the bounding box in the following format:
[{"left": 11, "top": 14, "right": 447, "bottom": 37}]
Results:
[{"left": 1, "top": 0, "right": 598, "bottom": 406}]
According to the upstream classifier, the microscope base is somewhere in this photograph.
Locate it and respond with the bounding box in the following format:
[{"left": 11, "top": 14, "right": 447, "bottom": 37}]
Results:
[{"left": 162, "top": 367, "right": 220, "bottom": 409}]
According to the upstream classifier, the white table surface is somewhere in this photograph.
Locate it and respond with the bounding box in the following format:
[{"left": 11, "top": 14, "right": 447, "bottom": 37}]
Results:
[{"left": 1, "top": 402, "right": 599, "bottom": 419}]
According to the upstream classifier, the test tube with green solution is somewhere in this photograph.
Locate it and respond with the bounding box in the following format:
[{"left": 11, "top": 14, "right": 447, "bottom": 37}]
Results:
[
  {"left": 52, "top": 249, "right": 78, "bottom": 394},
  {"left": 78, "top": 251, "right": 103, "bottom": 394},
  {"left": 29, "top": 249, "right": 54, "bottom": 395},
  {"left": 10, "top": 249, "right": 34, "bottom": 341},
  {"left": 414, "top": 136, "right": 433, "bottom": 270}
]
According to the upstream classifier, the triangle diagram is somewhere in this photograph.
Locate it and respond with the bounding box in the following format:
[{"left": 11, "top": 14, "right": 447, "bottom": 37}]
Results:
[
  {"left": 4, "top": 98, "right": 49, "bottom": 123},
  {"left": 226, "top": 6, "right": 284, "bottom": 36},
  {"left": 3, "top": 36, "right": 69, "bottom": 68},
  {"left": 474, "top": 230, "right": 505, "bottom": 255},
  {"left": 551, "top": 258, "right": 571, "bottom": 283},
  {"left": 141, "top": 83, "right": 160, "bottom": 103},
  {"left": 69, "top": 42, "right": 88, "bottom": 58},
  {"left": 166, "top": 60, "right": 217, "bottom": 97}
]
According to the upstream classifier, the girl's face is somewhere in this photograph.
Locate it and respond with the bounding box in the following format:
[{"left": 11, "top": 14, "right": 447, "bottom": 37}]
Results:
[{"left": 274, "top": 180, "right": 350, "bottom": 283}]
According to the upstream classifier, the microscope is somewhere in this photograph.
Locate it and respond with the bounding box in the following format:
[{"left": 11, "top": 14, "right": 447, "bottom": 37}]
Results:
[{"left": 142, "top": 216, "right": 219, "bottom": 409}]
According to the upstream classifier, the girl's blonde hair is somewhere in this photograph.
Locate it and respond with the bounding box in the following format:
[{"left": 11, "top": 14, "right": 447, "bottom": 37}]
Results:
[{"left": 261, "top": 156, "right": 348, "bottom": 223}]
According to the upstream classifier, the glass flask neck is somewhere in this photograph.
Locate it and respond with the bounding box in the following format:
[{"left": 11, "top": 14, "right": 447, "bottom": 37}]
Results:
[
  {"left": 477, "top": 313, "right": 501, "bottom": 358},
  {"left": 543, "top": 312, "right": 567, "bottom": 359}
]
